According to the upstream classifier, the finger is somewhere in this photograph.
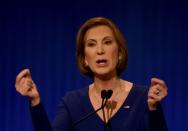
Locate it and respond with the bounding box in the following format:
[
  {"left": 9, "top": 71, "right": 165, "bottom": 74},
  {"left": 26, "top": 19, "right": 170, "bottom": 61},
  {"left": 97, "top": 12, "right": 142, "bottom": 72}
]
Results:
[
  {"left": 148, "top": 88, "right": 167, "bottom": 101},
  {"left": 151, "top": 78, "right": 168, "bottom": 90},
  {"left": 151, "top": 83, "right": 168, "bottom": 96},
  {"left": 16, "top": 77, "right": 33, "bottom": 92},
  {"left": 24, "top": 78, "right": 34, "bottom": 88},
  {"left": 149, "top": 84, "right": 159, "bottom": 94},
  {"left": 151, "top": 78, "right": 165, "bottom": 86},
  {"left": 19, "top": 86, "right": 30, "bottom": 96},
  {"left": 15, "top": 77, "right": 25, "bottom": 90},
  {"left": 20, "top": 80, "right": 33, "bottom": 94},
  {"left": 151, "top": 84, "right": 162, "bottom": 93},
  {"left": 148, "top": 93, "right": 162, "bottom": 102},
  {"left": 16, "top": 69, "right": 31, "bottom": 83},
  {"left": 17, "top": 84, "right": 31, "bottom": 96}
]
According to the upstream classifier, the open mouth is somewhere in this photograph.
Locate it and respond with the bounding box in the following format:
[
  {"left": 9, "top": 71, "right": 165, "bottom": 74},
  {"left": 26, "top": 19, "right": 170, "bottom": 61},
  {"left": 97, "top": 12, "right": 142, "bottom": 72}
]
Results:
[{"left": 96, "top": 59, "right": 107, "bottom": 64}]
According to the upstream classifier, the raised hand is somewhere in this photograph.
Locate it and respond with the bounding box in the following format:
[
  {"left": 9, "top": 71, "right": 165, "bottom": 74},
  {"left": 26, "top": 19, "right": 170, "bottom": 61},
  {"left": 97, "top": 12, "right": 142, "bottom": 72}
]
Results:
[
  {"left": 148, "top": 78, "right": 168, "bottom": 111},
  {"left": 15, "top": 69, "right": 40, "bottom": 106}
]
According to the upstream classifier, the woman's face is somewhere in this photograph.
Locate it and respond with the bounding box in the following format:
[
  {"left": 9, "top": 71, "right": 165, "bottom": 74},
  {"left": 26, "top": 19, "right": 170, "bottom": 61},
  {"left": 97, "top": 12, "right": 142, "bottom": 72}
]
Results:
[{"left": 84, "top": 25, "right": 119, "bottom": 77}]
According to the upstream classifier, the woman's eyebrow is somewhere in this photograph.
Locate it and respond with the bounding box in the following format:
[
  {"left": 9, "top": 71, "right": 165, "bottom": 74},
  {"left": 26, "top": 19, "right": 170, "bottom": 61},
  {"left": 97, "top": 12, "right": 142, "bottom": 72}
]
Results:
[
  {"left": 86, "top": 39, "right": 97, "bottom": 43},
  {"left": 85, "top": 36, "right": 113, "bottom": 43},
  {"left": 102, "top": 36, "right": 113, "bottom": 41}
]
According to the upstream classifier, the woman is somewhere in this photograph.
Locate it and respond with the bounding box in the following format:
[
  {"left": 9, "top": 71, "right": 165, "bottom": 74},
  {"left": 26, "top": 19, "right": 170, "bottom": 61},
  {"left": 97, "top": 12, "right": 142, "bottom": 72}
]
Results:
[{"left": 15, "top": 17, "right": 168, "bottom": 131}]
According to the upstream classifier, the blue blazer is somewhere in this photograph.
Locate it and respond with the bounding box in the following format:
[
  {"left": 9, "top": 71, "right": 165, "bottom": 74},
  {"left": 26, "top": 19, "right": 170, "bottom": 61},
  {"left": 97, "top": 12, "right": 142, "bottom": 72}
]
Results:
[{"left": 30, "top": 85, "right": 168, "bottom": 131}]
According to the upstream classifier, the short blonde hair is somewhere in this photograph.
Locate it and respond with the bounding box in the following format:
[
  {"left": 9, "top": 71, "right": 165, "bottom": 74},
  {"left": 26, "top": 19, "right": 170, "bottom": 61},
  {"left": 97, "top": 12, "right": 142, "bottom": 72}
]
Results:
[{"left": 76, "top": 17, "right": 128, "bottom": 77}]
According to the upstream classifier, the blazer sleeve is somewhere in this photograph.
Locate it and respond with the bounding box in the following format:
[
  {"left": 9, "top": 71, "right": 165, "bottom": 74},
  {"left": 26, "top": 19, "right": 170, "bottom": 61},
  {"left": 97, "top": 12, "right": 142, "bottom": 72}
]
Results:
[
  {"left": 30, "top": 102, "right": 53, "bottom": 131},
  {"left": 30, "top": 99, "right": 73, "bottom": 131},
  {"left": 147, "top": 104, "right": 168, "bottom": 131},
  {"left": 52, "top": 98, "right": 73, "bottom": 131}
]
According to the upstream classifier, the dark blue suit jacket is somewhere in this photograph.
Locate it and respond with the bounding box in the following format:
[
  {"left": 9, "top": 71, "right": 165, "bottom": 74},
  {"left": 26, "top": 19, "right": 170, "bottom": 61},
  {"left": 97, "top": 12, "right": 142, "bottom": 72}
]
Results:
[{"left": 30, "top": 85, "right": 168, "bottom": 131}]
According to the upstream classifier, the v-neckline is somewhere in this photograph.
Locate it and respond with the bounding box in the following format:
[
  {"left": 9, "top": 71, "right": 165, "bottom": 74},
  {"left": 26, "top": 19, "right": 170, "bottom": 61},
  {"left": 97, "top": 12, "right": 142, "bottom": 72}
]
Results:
[{"left": 86, "top": 84, "right": 135, "bottom": 123}]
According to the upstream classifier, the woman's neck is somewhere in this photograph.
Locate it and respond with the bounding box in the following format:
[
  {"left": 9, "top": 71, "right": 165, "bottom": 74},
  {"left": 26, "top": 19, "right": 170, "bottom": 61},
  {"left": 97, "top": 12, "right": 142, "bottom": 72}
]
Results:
[{"left": 93, "top": 75, "right": 121, "bottom": 94}]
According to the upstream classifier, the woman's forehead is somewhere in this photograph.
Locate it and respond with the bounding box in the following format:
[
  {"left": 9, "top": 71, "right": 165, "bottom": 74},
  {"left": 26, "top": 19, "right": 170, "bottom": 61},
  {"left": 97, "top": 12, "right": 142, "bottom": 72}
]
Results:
[{"left": 84, "top": 25, "right": 114, "bottom": 40}]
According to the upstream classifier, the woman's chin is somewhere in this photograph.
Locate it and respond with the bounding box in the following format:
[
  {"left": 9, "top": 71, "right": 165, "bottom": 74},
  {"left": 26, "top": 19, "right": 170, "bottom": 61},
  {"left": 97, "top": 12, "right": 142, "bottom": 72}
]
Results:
[{"left": 94, "top": 70, "right": 117, "bottom": 79}]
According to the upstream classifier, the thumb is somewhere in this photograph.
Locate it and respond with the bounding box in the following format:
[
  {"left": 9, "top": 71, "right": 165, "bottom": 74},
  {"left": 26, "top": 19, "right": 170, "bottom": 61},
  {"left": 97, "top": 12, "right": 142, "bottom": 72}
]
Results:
[
  {"left": 21, "top": 69, "right": 32, "bottom": 80},
  {"left": 151, "top": 77, "right": 166, "bottom": 87},
  {"left": 16, "top": 69, "right": 32, "bottom": 83},
  {"left": 25, "top": 69, "right": 32, "bottom": 78},
  {"left": 151, "top": 77, "right": 160, "bottom": 86}
]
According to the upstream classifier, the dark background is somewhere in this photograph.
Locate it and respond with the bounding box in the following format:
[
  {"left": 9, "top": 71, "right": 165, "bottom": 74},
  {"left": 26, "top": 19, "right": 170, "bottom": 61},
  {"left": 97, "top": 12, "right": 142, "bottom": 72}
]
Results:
[{"left": 0, "top": 0, "right": 187, "bottom": 131}]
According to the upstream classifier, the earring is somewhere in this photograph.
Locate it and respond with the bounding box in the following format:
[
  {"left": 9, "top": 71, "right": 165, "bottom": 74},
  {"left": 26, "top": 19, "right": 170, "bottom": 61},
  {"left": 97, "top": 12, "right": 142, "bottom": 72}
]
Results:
[
  {"left": 117, "top": 55, "right": 122, "bottom": 67},
  {"left": 118, "top": 55, "right": 122, "bottom": 60},
  {"left": 84, "top": 60, "right": 89, "bottom": 67}
]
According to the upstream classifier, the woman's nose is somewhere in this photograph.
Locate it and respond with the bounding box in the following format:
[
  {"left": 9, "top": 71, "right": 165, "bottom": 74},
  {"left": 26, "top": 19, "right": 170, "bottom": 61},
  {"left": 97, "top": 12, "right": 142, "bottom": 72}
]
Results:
[{"left": 97, "top": 45, "right": 105, "bottom": 55}]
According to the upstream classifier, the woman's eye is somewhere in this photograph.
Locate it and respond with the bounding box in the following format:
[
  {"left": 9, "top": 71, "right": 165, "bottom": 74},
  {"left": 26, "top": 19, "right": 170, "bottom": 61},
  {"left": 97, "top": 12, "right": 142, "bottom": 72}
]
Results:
[
  {"left": 87, "top": 42, "right": 95, "bottom": 47},
  {"left": 104, "top": 40, "right": 112, "bottom": 45}
]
